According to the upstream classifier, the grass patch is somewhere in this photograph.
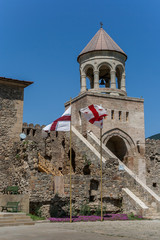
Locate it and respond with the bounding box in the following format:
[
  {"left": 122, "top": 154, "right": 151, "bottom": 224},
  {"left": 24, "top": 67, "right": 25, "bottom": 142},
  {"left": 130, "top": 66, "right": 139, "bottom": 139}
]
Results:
[
  {"left": 127, "top": 213, "right": 143, "bottom": 220},
  {"left": 27, "top": 214, "right": 45, "bottom": 221}
]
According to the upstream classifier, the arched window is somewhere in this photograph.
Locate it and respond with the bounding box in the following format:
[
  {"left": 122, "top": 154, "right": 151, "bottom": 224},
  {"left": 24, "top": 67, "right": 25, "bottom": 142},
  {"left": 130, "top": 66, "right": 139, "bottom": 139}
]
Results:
[
  {"left": 85, "top": 66, "right": 94, "bottom": 89},
  {"left": 116, "top": 65, "right": 123, "bottom": 89},
  {"left": 99, "top": 65, "right": 111, "bottom": 88}
]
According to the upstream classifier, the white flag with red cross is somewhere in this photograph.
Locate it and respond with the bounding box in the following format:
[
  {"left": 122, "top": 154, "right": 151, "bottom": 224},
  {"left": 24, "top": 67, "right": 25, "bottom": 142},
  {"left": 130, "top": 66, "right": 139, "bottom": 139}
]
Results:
[
  {"left": 80, "top": 104, "right": 107, "bottom": 128},
  {"left": 42, "top": 106, "right": 71, "bottom": 133}
]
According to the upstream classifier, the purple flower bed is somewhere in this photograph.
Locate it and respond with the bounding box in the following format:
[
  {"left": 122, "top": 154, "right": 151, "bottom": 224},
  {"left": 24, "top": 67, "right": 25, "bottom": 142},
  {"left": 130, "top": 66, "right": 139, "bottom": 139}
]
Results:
[{"left": 49, "top": 214, "right": 143, "bottom": 222}]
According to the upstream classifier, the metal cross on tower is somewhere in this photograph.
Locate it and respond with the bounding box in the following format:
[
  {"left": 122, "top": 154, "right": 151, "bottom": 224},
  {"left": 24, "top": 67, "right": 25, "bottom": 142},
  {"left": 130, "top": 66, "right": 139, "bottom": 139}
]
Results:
[{"left": 100, "top": 22, "right": 103, "bottom": 28}]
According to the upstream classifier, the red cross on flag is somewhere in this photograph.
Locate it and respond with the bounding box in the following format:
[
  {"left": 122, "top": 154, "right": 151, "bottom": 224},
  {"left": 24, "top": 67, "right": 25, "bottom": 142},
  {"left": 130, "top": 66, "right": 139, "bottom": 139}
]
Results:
[
  {"left": 80, "top": 104, "right": 107, "bottom": 128},
  {"left": 43, "top": 106, "right": 71, "bottom": 133}
]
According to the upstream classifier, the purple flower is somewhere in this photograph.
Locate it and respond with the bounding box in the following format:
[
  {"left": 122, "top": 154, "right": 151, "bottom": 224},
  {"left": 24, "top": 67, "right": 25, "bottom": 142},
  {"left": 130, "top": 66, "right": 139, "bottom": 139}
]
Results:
[{"left": 49, "top": 213, "right": 143, "bottom": 223}]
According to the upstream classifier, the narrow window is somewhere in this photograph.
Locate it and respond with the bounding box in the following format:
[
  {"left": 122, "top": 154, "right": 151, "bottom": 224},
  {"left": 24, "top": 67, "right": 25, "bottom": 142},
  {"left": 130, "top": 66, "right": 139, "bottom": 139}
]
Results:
[
  {"left": 153, "top": 183, "right": 157, "bottom": 188},
  {"left": 33, "top": 129, "right": 36, "bottom": 136},
  {"left": 119, "top": 111, "right": 122, "bottom": 120},
  {"left": 111, "top": 110, "right": 114, "bottom": 120},
  {"left": 126, "top": 112, "right": 129, "bottom": 121},
  {"left": 27, "top": 129, "right": 30, "bottom": 135},
  {"left": 79, "top": 111, "right": 82, "bottom": 126}
]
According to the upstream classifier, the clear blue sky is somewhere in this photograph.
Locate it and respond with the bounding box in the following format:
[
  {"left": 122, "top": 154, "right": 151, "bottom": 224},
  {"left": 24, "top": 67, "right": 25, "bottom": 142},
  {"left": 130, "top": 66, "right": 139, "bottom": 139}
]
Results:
[{"left": 0, "top": 0, "right": 160, "bottom": 138}]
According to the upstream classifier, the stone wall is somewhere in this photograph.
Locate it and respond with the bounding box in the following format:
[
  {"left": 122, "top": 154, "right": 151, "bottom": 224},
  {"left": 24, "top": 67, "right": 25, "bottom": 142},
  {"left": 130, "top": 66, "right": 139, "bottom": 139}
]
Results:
[
  {"left": 145, "top": 139, "right": 160, "bottom": 195},
  {"left": 1, "top": 120, "right": 160, "bottom": 218},
  {"left": 0, "top": 83, "right": 24, "bottom": 190},
  {"left": 0, "top": 123, "right": 129, "bottom": 217},
  {"left": 0, "top": 83, "right": 24, "bottom": 143}
]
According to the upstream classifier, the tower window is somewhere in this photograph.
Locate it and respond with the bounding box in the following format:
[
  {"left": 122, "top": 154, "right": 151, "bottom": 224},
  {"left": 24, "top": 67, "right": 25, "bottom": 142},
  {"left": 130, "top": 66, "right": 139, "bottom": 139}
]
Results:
[
  {"left": 79, "top": 111, "right": 82, "bottom": 126},
  {"left": 153, "top": 183, "right": 157, "bottom": 188},
  {"left": 119, "top": 111, "right": 122, "bottom": 120},
  {"left": 111, "top": 110, "right": 114, "bottom": 120},
  {"left": 126, "top": 112, "right": 129, "bottom": 121}
]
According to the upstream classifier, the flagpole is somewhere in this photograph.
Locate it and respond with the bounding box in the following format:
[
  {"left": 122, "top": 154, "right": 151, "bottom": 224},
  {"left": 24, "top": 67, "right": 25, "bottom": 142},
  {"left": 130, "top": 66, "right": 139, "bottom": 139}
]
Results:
[
  {"left": 69, "top": 98, "right": 72, "bottom": 223},
  {"left": 100, "top": 127, "right": 103, "bottom": 221}
]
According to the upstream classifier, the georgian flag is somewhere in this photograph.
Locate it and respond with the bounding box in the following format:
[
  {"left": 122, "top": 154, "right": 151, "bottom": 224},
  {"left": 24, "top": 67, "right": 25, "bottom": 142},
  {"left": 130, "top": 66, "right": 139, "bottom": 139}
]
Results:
[
  {"left": 80, "top": 104, "right": 107, "bottom": 128},
  {"left": 43, "top": 106, "right": 71, "bottom": 133}
]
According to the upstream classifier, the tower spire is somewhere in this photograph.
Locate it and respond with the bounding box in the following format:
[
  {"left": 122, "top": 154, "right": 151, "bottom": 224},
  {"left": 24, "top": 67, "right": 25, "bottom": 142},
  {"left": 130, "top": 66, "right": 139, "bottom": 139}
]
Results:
[{"left": 100, "top": 22, "right": 103, "bottom": 28}]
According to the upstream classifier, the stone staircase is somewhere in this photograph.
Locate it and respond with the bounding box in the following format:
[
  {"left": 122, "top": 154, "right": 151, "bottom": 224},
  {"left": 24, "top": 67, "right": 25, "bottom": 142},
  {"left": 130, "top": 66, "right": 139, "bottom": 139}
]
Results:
[
  {"left": 71, "top": 126, "right": 160, "bottom": 219},
  {"left": 38, "top": 153, "right": 62, "bottom": 176},
  {"left": 130, "top": 189, "right": 160, "bottom": 219},
  {"left": 86, "top": 128, "right": 160, "bottom": 219},
  {"left": 0, "top": 212, "right": 34, "bottom": 227}
]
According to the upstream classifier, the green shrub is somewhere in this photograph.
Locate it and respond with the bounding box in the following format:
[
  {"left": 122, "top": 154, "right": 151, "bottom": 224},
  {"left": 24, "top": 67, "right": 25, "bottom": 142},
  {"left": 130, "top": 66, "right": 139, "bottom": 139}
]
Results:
[
  {"left": 94, "top": 205, "right": 101, "bottom": 216},
  {"left": 72, "top": 206, "right": 78, "bottom": 217},
  {"left": 94, "top": 205, "right": 106, "bottom": 216},
  {"left": 79, "top": 204, "right": 91, "bottom": 216},
  {"left": 127, "top": 213, "right": 143, "bottom": 220},
  {"left": 35, "top": 206, "right": 42, "bottom": 218}
]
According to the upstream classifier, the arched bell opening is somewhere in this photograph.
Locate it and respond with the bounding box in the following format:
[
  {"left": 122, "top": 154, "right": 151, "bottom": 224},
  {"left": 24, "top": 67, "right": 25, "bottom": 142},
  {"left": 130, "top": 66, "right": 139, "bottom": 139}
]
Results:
[
  {"left": 99, "top": 65, "right": 111, "bottom": 88},
  {"left": 116, "top": 65, "right": 123, "bottom": 90},
  {"left": 85, "top": 67, "right": 94, "bottom": 89},
  {"left": 106, "top": 136, "right": 128, "bottom": 161}
]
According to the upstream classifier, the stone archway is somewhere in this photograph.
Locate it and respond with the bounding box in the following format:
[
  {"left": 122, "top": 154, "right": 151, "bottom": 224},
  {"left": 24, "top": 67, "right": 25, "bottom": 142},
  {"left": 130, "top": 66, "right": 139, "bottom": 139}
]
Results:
[
  {"left": 106, "top": 135, "right": 127, "bottom": 161},
  {"left": 102, "top": 128, "right": 136, "bottom": 168}
]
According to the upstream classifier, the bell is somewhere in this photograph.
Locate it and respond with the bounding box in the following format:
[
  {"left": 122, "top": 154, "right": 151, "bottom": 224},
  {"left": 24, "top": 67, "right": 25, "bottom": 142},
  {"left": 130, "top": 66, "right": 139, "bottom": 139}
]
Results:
[{"left": 99, "top": 79, "right": 105, "bottom": 85}]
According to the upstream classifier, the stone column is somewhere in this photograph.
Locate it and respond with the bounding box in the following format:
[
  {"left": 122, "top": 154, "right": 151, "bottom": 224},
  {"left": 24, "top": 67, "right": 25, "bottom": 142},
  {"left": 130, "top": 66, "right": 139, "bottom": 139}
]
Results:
[
  {"left": 81, "top": 74, "right": 86, "bottom": 92},
  {"left": 94, "top": 70, "right": 99, "bottom": 89},
  {"left": 121, "top": 73, "right": 126, "bottom": 91},
  {"left": 110, "top": 70, "right": 116, "bottom": 89}
]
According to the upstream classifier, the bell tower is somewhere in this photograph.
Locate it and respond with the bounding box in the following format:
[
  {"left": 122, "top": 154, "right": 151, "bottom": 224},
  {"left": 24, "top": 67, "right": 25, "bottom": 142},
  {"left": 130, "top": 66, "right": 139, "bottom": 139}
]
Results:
[
  {"left": 78, "top": 25, "right": 127, "bottom": 96},
  {"left": 65, "top": 25, "right": 146, "bottom": 182}
]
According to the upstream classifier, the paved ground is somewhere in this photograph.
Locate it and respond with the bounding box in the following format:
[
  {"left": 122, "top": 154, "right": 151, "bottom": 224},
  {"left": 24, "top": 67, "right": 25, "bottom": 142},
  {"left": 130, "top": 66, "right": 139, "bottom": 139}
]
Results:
[{"left": 0, "top": 220, "right": 160, "bottom": 240}]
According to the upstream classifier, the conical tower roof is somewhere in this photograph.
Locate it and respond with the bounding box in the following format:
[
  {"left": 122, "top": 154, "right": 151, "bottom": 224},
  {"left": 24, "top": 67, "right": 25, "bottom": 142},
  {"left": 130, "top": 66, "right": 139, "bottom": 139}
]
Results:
[{"left": 77, "top": 27, "right": 127, "bottom": 61}]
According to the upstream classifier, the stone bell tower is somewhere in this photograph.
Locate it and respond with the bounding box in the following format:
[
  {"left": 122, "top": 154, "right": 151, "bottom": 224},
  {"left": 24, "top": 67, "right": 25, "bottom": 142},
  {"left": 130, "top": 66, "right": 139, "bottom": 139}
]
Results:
[{"left": 65, "top": 25, "right": 146, "bottom": 182}]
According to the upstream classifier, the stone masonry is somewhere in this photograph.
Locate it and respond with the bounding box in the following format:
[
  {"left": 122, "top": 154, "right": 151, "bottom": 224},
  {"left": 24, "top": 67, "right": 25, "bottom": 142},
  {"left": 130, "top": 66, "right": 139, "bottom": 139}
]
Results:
[
  {"left": 145, "top": 138, "right": 160, "bottom": 195},
  {"left": 0, "top": 27, "right": 160, "bottom": 219},
  {"left": 0, "top": 77, "right": 32, "bottom": 190}
]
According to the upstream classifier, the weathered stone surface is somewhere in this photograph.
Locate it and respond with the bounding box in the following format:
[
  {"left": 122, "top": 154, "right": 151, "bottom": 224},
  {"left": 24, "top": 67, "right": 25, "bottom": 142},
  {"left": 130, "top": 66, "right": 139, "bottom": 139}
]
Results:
[
  {"left": 145, "top": 139, "right": 160, "bottom": 195},
  {"left": 1, "top": 122, "right": 160, "bottom": 218}
]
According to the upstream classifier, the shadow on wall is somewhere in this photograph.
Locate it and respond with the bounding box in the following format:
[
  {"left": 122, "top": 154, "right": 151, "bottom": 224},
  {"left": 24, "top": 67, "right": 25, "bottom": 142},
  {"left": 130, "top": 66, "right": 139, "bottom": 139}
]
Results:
[
  {"left": 50, "top": 194, "right": 70, "bottom": 218},
  {"left": 68, "top": 148, "right": 76, "bottom": 172}
]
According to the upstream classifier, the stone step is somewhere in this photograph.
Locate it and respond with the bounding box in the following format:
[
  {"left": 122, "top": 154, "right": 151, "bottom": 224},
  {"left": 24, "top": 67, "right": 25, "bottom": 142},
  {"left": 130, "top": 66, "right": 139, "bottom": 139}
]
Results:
[
  {"left": 0, "top": 221, "right": 35, "bottom": 227},
  {"left": 145, "top": 216, "right": 160, "bottom": 219},
  {"left": 0, "top": 218, "right": 33, "bottom": 223},
  {"left": 0, "top": 219, "right": 33, "bottom": 224},
  {"left": 0, "top": 213, "right": 27, "bottom": 218},
  {"left": 0, "top": 215, "right": 31, "bottom": 220},
  {"left": 0, "top": 212, "right": 34, "bottom": 227}
]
